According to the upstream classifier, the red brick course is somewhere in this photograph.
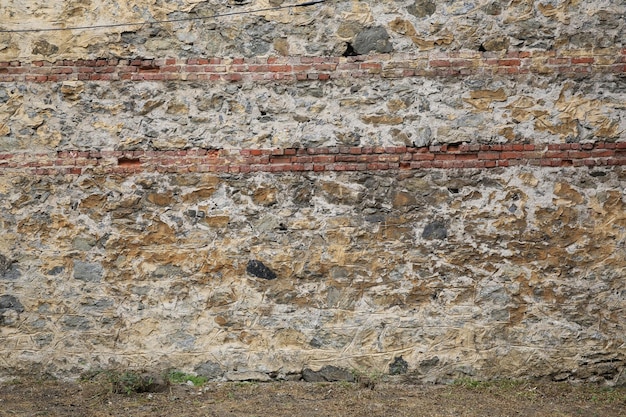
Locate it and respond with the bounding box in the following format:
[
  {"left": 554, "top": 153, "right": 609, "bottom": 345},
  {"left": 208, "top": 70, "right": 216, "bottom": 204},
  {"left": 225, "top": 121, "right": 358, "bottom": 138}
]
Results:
[
  {"left": 1, "top": 142, "right": 624, "bottom": 176},
  {"left": 0, "top": 48, "right": 623, "bottom": 83}
]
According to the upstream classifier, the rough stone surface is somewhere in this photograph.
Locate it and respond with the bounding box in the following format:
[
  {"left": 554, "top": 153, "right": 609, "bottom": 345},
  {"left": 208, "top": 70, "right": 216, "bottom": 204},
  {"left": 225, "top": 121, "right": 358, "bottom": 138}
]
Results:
[
  {"left": 0, "top": 168, "right": 624, "bottom": 383},
  {"left": 73, "top": 261, "right": 104, "bottom": 282},
  {"left": 353, "top": 27, "right": 393, "bottom": 55},
  {"left": 193, "top": 361, "right": 224, "bottom": 380},
  {"left": 0, "top": 0, "right": 625, "bottom": 385},
  {"left": 1, "top": 76, "right": 623, "bottom": 152},
  {"left": 302, "top": 366, "right": 355, "bottom": 383},
  {"left": 1, "top": 1, "right": 624, "bottom": 61}
]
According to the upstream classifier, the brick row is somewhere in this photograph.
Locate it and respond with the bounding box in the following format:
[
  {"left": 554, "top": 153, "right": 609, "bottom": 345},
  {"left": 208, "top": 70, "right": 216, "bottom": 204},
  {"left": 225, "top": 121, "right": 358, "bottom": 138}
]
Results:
[
  {"left": 0, "top": 48, "right": 624, "bottom": 83},
  {"left": 1, "top": 142, "right": 625, "bottom": 175}
]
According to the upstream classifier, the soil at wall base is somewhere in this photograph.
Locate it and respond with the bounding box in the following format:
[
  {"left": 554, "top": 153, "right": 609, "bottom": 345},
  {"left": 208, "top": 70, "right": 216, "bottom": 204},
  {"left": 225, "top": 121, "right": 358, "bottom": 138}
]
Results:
[{"left": 0, "top": 377, "right": 624, "bottom": 417}]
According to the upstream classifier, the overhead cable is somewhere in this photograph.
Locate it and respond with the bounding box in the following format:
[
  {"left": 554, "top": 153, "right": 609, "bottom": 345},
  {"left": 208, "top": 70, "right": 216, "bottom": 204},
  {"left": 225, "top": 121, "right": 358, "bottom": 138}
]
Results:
[{"left": 0, "top": 0, "right": 325, "bottom": 34}]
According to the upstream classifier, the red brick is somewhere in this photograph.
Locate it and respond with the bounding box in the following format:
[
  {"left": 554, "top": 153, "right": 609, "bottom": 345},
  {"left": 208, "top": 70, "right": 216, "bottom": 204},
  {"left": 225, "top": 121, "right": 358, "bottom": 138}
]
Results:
[
  {"left": 571, "top": 57, "right": 594, "bottom": 64},
  {"left": 269, "top": 65, "right": 292, "bottom": 72},
  {"left": 429, "top": 60, "right": 451, "bottom": 67},
  {"left": 378, "top": 155, "right": 400, "bottom": 162},
  {"left": 336, "top": 155, "right": 357, "bottom": 162},
  {"left": 568, "top": 151, "right": 591, "bottom": 158},
  {"left": 590, "top": 150, "right": 614, "bottom": 158},
  {"left": 544, "top": 151, "right": 567, "bottom": 159},
  {"left": 478, "top": 152, "right": 500, "bottom": 160},
  {"left": 360, "top": 62, "right": 381, "bottom": 71},
  {"left": 548, "top": 58, "right": 570, "bottom": 65},
  {"left": 498, "top": 59, "right": 521, "bottom": 66},
  {"left": 312, "top": 155, "right": 335, "bottom": 163},
  {"left": 454, "top": 153, "right": 478, "bottom": 161}
]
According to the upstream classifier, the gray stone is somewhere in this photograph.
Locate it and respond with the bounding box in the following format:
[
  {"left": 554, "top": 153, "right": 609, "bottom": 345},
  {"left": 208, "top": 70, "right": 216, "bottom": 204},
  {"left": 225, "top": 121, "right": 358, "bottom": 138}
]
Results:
[
  {"left": 47, "top": 266, "right": 64, "bottom": 275},
  {"left": 302, "top": 365, "right": 355, "bottom": 382},
  {"left": 0, "top": 254, "right": 11, "bottom": 276},
  {"left": 414, "top": 126, "right": 432, "bottom": 147},
  {"left": 72, "top": 237, "right": 96, "bottom": 251},
  {"left": 73, "top": 261, "right": 103, "bottom": 282},
  {"left": 0, "top": 254, "right": 20, "bottom": 280},
  {"left": 407, "top": 0, "right": 436, "bottom": 18},
  {"left": 353, "top": 27, "right": 393, "bottom": 55},
  {"left": 419, "top": 357, "right": 440, "bottom": 370},
  {"left": 389, "top": 356, "right": 409, "bottom": 375},
  {"left": 194, "top": 361, "right": 224, "bottom": 380},
  {"left": 152, "top": 265, "right": 183, "bottom": 279},
  {"left": 0, "top": 295, "right": 24, "bottom": 314},
  {"left": 482, "top": 1, "right": 502, "bottom": 16},
  {"left": 61, "top": 315, "right": 91, "bottom": 330},
  {"left": 422, "top": 221, "right": 447, "bottom": 240}
]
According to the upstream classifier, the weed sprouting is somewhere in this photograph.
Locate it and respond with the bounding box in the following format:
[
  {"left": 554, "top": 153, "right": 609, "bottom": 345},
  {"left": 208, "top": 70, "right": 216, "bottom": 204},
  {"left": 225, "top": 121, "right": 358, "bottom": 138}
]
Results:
[{"left": 167, "top": 370, "right": 208, "bottom": 387}]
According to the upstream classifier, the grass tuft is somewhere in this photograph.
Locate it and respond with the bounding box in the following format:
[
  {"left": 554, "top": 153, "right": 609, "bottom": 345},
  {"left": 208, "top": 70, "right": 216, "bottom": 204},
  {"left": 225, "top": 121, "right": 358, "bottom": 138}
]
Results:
[{"left": 167, "top": 370, "right": 207, "bottom": 387}]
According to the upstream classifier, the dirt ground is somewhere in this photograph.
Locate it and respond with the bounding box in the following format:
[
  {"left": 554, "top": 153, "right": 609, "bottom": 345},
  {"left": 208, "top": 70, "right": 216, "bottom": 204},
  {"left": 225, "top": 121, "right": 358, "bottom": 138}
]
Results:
[{"left": 0, "top": 376, "right": 624, "bottom": 417}]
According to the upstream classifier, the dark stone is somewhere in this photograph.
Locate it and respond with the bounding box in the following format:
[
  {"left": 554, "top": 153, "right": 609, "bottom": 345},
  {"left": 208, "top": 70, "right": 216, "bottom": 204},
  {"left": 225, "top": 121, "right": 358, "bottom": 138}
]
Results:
[
  {"left": 302, "top": 365, "right": 355, "bottom": 382},
  {"left": 244, "top": 39, "right": 270, "bottom": 57},
  {"left": 0, "top": 254, "right": 20, "bottom": 280},
  {"left": 407, "top": 0, "right": 436, "bottom": 18},
  {"left": 482, "top": 1, "right": 502, "bottom": 16},
  {"left": 73, "top": 261, "right": 103, "bottom": 282},
  {"left": 389, "top": 356, "right": 409, "bottom": 375},
  {"left": 194, "top": 361, "right": 224, "bottom": 380},
  {"left": 419, "top": 356, "right": 440, "bottom": 369},
  {"left": 342, "top": 43, "right": 358, "bottom": 57},
  {"left": 61, "top": 315, "right": 91, "bottom": 330},
  {"left": 47, "top": 266, "right": 64, "bottom": 275},
  {"left": 152, "top": 265, "right": 183, "bottom": 279},
  {"left": 0, "top": 295, "right": 24, "bottom": 314},
  {"left": 353, "top": 27, "right": 393, "bottom": 55},
  {"left": 0, "top": 254, "right": 10, "bottom": 276},
  {"left": 309, "top": 337, "right": 323, "bottom": 348},
  {"left": 246, "top": 260, "right": 277, "bottom": 280},
  {"left": 32, "top": 39, "right": 59, "bottom": 56},
  {"left": 422, "top": 221, "right": 447, "bottom": 240}
]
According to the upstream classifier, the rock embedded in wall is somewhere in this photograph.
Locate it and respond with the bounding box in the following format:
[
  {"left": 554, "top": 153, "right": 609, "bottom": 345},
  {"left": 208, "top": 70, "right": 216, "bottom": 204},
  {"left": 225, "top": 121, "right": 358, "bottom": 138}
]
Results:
[
  {"left": 0, "top": 167, "right": 624, "bottom": 383},
  {"left": 0, "top": 1, "right": 624, "bottom": 61},
  {"left": 0, "top": 0, "right": 625, "bottom": 385}
]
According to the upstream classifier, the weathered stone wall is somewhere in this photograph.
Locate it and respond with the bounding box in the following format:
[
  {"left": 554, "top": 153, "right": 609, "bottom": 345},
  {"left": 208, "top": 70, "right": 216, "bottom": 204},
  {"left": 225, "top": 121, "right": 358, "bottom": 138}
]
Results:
[{"left": 1, "top": 0, "right": 625, "bottom": 384}]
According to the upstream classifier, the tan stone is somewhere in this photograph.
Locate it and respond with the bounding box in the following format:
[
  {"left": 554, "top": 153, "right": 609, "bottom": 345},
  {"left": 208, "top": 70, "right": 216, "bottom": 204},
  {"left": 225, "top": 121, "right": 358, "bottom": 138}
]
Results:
[
  {"left": 253, "top": 187, "right": 277, "bottom": 206},
  {"left": 361, "top": 114, "right": 403, "bottom": 125},
  {"left": 200, "top": 216, "right": 230, "bottom": 227},
  {"left": 147, "top": 192, "right": 174, "bottom": 206}
]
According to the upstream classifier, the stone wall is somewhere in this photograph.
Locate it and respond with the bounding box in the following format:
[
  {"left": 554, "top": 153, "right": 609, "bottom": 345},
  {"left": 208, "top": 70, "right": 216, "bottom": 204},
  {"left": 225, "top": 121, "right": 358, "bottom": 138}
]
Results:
[{"left": 1, "top": 0, "right": 625, "bottom": 384}]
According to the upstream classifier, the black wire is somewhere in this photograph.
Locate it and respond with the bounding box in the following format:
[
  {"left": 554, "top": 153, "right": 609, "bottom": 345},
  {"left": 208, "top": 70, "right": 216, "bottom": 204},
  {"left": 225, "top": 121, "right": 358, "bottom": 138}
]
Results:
[{"left": 0, "top": 0, "right": 325, "bottom": 34}]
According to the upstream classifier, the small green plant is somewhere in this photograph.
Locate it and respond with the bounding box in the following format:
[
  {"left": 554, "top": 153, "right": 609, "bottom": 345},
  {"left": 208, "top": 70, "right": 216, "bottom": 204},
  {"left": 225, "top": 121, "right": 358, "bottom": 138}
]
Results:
[
  {"left": 453, "top": 378, "right": 537, "bottom": 400},
  {"left": 352, "top": 368, "right": 385, "bottom": 390},
  {"left": 167, "top": 370, "right": 207, "bottom": 387},
  {"left": 337, "top": 380, "right": 355, "bottom": 389},
  {"left": 107, "top": 371, "right": 154, "bottom": 395},
  {"left": 453, "top": 377, "right": 489, "bottom": 389},
  {"left": 589, "top": 387, "right": 626, "bottom": 404}
]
